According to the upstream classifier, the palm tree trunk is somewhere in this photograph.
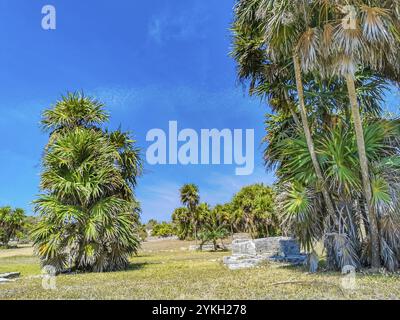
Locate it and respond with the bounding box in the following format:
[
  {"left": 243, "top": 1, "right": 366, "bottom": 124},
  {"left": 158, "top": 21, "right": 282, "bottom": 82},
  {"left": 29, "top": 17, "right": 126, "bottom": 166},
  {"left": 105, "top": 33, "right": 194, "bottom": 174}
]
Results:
[
  {"left": 283, "top": 90, "right": 301, "bottom": 127},
  {"left": 194, "top": 223, "right": 197, "bottom": 245},
  {"left": 293, "top": 54, "right": 336, "bottom": 218},
  {"left": 345, "top": 73, "right": 380, "bottom": 269}
]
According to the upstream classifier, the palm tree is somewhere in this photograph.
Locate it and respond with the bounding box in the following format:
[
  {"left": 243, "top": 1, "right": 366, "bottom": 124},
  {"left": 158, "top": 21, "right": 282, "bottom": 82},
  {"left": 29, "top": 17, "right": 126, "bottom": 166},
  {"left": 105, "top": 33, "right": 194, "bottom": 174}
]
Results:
[
  {"left": 270, "top": 114, "right": 400, "bottom": 270},
  {"left": 230, "top": 184, "right": 279, "bottom": 238},
  {"left": 198, "top": 214, "right": 229, "bottom": 251},
  {"left": 196, "top": 203, "right": 211, "bottom": 228},
  {"left": 232, "top": 0, "right": 337, "bottom": 219},
  {"left": 312, "top": 0, "right": 400, "bottom": 269},
  {"left": 179, "top": 184, "right": 200, "bottom": 242},
  {"left": 233, "top": 0, "right": 399, "bottom": 269},
  {"left": 0, "top": 207, "right": 25, "bottom": 247},
  {"left": 212, "top": 204, "right": 234, "bottom": 238},
  {"left": 31, "top": 92, "right": 142, "bottom": 272},
  {"left": 171, "top": 207, "right": 192, "bottom": 240}
]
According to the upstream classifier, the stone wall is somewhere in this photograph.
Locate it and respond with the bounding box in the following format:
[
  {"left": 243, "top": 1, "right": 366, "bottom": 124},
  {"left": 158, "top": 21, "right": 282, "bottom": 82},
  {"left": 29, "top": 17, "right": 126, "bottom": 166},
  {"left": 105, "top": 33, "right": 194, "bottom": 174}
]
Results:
[
  {"left": 224, "top": 237, "right": 306, "bottom": 270},
  {"left": 232, "top": 237, "right": 301, "bottom": 257}
]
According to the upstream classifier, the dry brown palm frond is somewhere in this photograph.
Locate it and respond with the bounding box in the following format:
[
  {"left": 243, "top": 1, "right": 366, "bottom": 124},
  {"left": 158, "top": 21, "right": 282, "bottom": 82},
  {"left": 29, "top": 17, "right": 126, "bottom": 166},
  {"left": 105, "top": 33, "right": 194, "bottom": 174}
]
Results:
[
  {"left": 325, "top": 232, "right": 360, "bottom": 269},
  {"left": 380, "top": 215, "right": 400, "bottom": 258},
  {"left": 321, "top": 23, "right": 335, "bottom": 57},
  {"left": 362, "top": 214, "right": 400, "bottom": 271},
  {"left": 296, "top": 27, "right": 321, "bottom": 72},
  {"left": 360, "top": 5, "right": 392, "bottom": 43},
  {"left": 380, "top": 238, "right": 399, "bottom": 271},
  {"left": 331, "top": 53, "right": 357, "bottom": 76},
  {"left": 333, "top": 20, "right": 365, "bottom": 57}
]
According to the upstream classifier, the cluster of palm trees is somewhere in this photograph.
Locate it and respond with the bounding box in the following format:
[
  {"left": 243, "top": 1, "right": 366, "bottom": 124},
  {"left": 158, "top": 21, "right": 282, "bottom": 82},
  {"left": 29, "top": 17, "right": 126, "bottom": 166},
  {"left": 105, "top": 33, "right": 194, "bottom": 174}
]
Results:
[
  {"left": 172, "top": 183, "right": 279, "bottom": 244},
  {"left": 0, "top": 207, "right": 25, "bottom": 247},
  {"left": 232, "top": 0, "right": 400, "bottom": 270},
  {"left": 31, "top": 92, "right": 143, "bottom": 272}
]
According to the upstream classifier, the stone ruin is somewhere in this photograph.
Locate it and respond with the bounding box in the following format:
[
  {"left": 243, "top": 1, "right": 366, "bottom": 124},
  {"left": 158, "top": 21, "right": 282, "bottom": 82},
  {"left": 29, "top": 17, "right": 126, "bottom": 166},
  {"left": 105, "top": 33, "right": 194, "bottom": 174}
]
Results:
[
  {"left": 223, "top": 237, "right": 307, "bottom": 270},
  {"left": 0, "top": 272, "right": 20, "bottom": 283}
]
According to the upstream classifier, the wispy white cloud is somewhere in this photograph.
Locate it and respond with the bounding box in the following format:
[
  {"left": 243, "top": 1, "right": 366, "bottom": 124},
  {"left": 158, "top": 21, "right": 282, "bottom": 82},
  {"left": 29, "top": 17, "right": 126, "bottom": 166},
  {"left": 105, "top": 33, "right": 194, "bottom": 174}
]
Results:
[
  {"left": 87, "top": 84, "right": 271, "bottom": 222},
  {"left": 89, "top": 85, "right": 263, "bottom": 118},
  {"left": 136, "top": 180, "right": 182, "bottom": 222},
  {"left": 147, "top": 6, "right": 209, "bottom": 45},
  {"left": 200, "top": 168, "right": 276, "bottom": 206}
]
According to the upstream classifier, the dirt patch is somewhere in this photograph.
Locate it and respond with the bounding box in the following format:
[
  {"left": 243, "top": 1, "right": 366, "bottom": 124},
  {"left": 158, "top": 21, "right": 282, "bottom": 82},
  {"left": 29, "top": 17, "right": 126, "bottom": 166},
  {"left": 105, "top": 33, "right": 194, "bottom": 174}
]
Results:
[
  {"left": 141, "top": 239, "right": 196, "bottom": 252},
  {"left": 0, "top": 245, "right": 34, "bottom": 258}
]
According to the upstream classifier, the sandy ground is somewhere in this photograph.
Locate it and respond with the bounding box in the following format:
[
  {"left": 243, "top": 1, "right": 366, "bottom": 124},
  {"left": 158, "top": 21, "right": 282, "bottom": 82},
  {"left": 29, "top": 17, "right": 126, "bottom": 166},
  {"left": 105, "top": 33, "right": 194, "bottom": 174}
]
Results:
[
  {"left": 0, "top": 244, "right": 34, "bottom": 258},
  {"left": 0, "top": 239, "right": 196, "bottom": 259}
]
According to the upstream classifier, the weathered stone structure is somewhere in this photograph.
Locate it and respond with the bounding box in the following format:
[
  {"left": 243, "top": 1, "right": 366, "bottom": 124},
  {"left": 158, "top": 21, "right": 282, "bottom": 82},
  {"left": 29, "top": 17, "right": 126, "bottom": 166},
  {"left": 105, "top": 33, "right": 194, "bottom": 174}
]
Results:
[
  {"left": 0, "top": 272, "right": 20, "bottom": 283},
  {"left": 224, "top": 237, "right": 306, "bottom": 270},
  {"left": 189, "top": 243, "right": 232, "bottom": 251}
]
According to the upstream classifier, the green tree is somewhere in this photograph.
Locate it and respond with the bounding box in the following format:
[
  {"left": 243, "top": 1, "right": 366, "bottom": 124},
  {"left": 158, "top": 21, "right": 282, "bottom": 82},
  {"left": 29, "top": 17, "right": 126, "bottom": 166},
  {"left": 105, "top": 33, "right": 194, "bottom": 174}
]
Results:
[
  {"left": 313, "top": 0, "right": 400, "bottom": 269},
  {"left": 212, "top": 204, "right": 234, "bottom": 237},
  {"left": 180, "top": 184, "right": 200, "bottom": 242},
  {"left": 232, "top": 0, "right": 337, "bottom": 225},
  {"left": 0, "top": 207, "right": 25, "bottom": 247},
  {"left": 271, "top": 118, "right": 400, "bottom": 271},
  {"left": 198, "top": 209, "right": 229, "bottom": 251},
  {"left": 31, "top": 92, "right": 142, "bottom": 272},
  {"left": 18, "top": 215, "right": 39, "bottom": 244},
  {"left": 146, "top": 219, "right": 158, "bottom": 229},
  {"left": 231, "top": 184, "right": 279, "bottom": 238},
  {"left": 172, "top": 207, "right": 192, "bottom": 240},
  {"left": 152, "top": 222, "right": 175, "bottom": 238},
  {"left": 232, "top": 0, "right": 400, "bottom": 270}
]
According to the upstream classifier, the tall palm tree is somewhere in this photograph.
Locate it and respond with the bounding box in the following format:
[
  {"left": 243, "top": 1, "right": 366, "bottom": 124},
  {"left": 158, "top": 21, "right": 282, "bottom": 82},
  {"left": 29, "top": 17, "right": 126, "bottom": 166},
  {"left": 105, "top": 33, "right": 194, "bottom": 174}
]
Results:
[
  {"left": 230, "top": 184, "right": 278, "bottom": 238},
  {"left": 312, "top": 0, "right": 400, "bottom": 269},
  {"left": 172, "top": 207, "right": 192, "bottom": 240},
  {"left": 212, "top": 204, "right": 234, "bottom": 237},
  {"left": 0, "top": 207, "right": 25, "bottom": 247},
  {"left": 32, "top": 92, "right": 142, "bottom": 272},
  {"left": 179, "top": 184, "right": 200, "bottom": 242},
  {"left": 198, "top": 207, "right": 230, "bottom": 251},
  {"left": 273, "top": 117, "right": 400, "bottom": 270},
  {"left": 233, "top": 0, "right": 337, "bottom": 219}
]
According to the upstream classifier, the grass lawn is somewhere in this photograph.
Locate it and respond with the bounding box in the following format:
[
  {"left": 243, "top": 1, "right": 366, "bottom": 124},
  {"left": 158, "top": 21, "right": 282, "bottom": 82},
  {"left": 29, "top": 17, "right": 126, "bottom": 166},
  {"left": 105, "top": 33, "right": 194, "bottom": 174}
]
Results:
[{"left": 0, "top": 239, "right": 399, "bottom": 300}]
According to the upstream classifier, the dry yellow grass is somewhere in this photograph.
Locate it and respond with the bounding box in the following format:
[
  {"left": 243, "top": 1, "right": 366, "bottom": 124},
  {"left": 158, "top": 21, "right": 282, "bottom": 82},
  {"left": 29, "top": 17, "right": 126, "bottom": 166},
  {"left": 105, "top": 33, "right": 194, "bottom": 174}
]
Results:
[
  {"left": 0, "top": 240, "right": 399, "bottom": 300},
  {"left": 0, "top": 245, "right": 34, "bottom": 258}
]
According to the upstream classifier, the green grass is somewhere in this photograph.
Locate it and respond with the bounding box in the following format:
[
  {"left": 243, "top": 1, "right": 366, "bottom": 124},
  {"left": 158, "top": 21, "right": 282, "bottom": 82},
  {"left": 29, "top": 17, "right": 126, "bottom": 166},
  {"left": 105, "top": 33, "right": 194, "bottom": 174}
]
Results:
[{"left": 0, "top": 240, "right": 399, "bottom": 300}]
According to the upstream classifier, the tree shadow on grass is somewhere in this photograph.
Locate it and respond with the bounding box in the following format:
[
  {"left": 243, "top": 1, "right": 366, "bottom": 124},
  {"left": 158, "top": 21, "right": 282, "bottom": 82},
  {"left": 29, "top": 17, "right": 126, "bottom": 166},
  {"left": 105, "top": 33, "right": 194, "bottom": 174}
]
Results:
[
  {"left": 58, "top": 261, "right": 162, "bottom": 276},
  {"left": 127, "top": 261, "right": 161, "bottom": 271}
]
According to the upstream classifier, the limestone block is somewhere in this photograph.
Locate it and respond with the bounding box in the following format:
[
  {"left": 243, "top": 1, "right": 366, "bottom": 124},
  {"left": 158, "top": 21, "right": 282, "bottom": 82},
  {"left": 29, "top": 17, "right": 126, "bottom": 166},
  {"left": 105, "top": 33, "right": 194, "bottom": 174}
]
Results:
[{"left": 231, "top": 239, "right": 256, "bottom": 255}]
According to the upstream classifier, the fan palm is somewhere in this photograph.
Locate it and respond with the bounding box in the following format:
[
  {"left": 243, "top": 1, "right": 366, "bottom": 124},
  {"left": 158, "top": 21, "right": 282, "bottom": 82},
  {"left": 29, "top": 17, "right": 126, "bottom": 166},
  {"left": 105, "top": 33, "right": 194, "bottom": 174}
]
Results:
[
  {"left": 234, "top": 0, "right": 398, "bottom": 268},
  {"left": 232, "top": 0, "right": 337, "bottom": 219},
  {"left": 212, "top": 204, "right": 234, "bottom": 237},
  {"left": 310, "top": 0, "right": 400, "bottom": 269},
  {"left": 180, "top": 184, "right": 200, "bottom": 242},
  {"left": 230, "top": 184, "right": 279, "bottom": 238},
  {"left": 32, "top": 92, "right": 142, "bottom": 272},
  {"left": 272, "top": 116, "right": 400, "bottom": 270},
  {"left": 0, "top": 207, "right": 25, "bottom": 247},
  {"left": 198, "top": 211, "right": 230, "bottom": 251},
  {"left": 171, "top": 207, "right": 192, "bottom": 240}
]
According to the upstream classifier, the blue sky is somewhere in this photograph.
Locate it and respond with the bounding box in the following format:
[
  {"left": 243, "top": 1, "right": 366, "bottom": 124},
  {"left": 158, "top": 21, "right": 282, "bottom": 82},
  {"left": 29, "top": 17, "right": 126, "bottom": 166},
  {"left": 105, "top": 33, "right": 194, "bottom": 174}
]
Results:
[
  {"left": 0, "top": 0, "right": 275, "bottom": 222},
  {"left": 1, "top": 1, "right": 397, "bottom": 223}
]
